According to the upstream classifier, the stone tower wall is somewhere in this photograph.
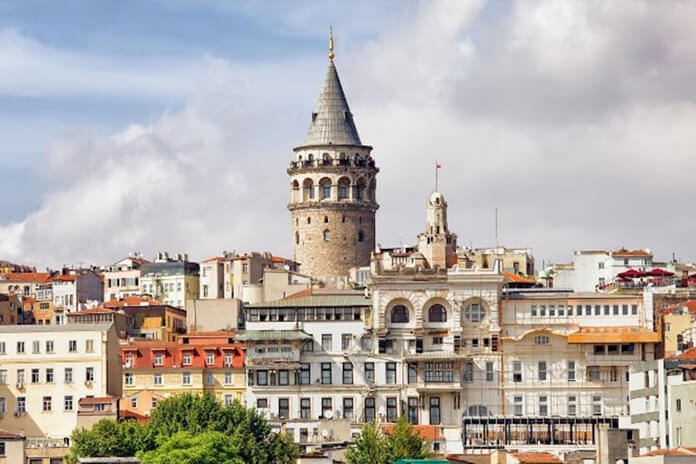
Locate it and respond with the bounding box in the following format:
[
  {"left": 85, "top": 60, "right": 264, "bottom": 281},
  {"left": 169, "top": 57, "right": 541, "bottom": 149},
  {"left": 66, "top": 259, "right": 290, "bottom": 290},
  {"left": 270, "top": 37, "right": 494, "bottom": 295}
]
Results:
[{"left": 291, "top": 204, "right": 375, "bottom": 280}]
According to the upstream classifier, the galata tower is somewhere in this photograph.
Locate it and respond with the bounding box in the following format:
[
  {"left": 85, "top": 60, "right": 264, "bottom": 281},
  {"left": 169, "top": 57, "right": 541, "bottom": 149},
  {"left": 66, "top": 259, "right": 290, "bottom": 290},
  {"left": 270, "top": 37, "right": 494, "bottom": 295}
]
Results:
[{"left": 287, "top": 29, "right": 379, "bottom": 282}]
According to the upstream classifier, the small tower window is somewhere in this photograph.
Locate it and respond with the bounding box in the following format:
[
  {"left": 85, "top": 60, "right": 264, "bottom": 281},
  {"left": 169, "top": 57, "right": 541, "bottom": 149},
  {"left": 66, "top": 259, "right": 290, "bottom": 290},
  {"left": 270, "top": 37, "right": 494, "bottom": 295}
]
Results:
[
  {"left": 342, "top": 215, "right": 346, "bottom": 223},
  {"left": 358, "top": 230, "right": 365, "bottom": 242},
  {"left": 324, "top": 216, "right": 329, "bottom": 223},
  {"left": 307, "top": 217, "right": 311, "bottom": 224},
  {"left": 295, "top": 232, "right": 300, "bottom": 244},
  {"left": 323, "top": 230, "right": 330, "bottom": 242},
  {"left": 308, "top": 153, "right": 314, "bottom": 162},
  {"left": 359, "top": 217, "right": 362, "bottom": 224}
]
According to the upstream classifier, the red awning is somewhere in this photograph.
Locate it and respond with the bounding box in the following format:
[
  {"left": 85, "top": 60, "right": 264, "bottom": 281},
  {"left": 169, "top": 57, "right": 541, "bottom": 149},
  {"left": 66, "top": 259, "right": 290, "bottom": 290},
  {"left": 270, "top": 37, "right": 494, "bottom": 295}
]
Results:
[
  {"left": 647, "top": 268, "right": 675, "bottom": 277},
  {"left": 618, "top": 269, "right": 646, "bottom": 278}
]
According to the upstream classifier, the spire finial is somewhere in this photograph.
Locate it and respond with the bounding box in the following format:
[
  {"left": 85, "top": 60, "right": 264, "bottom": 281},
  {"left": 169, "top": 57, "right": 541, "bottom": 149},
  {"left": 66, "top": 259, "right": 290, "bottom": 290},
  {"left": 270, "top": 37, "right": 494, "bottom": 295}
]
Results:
[{"left": 329, "top": 26, "right": 335, "bottom": 61}]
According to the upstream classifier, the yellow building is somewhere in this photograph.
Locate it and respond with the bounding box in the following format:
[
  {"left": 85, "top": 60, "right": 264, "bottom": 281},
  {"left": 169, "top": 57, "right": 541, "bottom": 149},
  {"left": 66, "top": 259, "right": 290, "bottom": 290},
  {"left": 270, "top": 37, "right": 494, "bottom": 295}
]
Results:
[
  {"left": 121, "top": 332, "right": 245, "bottom": 416},
  {"left": 661, "top": 301, "right": 696, "bottom": 356}
]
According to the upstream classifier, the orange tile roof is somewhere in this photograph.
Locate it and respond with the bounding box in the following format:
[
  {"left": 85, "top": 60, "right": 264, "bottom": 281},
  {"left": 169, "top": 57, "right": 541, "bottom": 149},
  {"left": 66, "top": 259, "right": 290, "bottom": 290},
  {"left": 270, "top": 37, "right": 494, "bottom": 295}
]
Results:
[
  {"left": 612, "top": 249, "right": 652, "bottom": 257},
  {"left": 202, "top": 256, "right": 225, "bottom": 263},
  {"left": 643, "top": 448, "right": 696, "bottom": 457},
  {"left": 53, "top": 275, "right": 76, "bottom": 282},
  {"left": 284, "top": 288, "right": 314, "bottom": 299},
  {"left": 271, "top": 255, "right": 288, "bottom": 263},
  {"left": 381, "top": 424, "right": 443, "bottom": 441},
  {"left": 662, "top": 300, "right": 696, "bottom": 315},
  {"left": 512, "top": 452, "right": 562, "bottom": 463},
  {"left": 2, "top": 272, "right": 52, "bottom": 283},
  {"left": 0, "top": 428, "right": 24, "bottom": 439},
  {"left": 568, "top": 326, "right": 661, "bottom": 344},
  {"left": 503, "top": 271, "right": 537, "bottom": 284},
  {"left": 104, "top": 295, "right": 161, "bottom": 308},
  {"left": 68, "top": 307, "right": 117, "bottom": 315},
  {"left": 672, "top": 347, "right": 696, "bottom": 361},
  {"left": 79, "top": 396, "right": 117, "bottom": 405}
]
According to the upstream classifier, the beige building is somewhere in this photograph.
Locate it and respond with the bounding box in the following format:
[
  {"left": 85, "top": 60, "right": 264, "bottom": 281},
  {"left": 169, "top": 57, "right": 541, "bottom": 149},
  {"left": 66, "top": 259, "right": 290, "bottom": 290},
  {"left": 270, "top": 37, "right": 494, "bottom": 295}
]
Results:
[
  {"left": 459, "top": 247, "right": 535, "bottom": 278},
  {"left": 0, "top": 323, "right": 122, "bottom": 461},
  {"left": 240, "top": 267, "right": 313, "bottom": 304},
  {"left": 185, "top": 298, "right": 242, "bottom": 333},
  {"left": 0, "top": 429, "right": 25, "bottom": 464},
  {"left": 103, "top": 256, "right": 149, "bottom": 302},
  {"left": 0, "top": 294, "right": 22, "bottom": 325},
  {"left": 199, "top": 257, "right": 225, "bottom": 299},
  {"left": 140, "top": 252, "right": 199, "bottom": 309}
]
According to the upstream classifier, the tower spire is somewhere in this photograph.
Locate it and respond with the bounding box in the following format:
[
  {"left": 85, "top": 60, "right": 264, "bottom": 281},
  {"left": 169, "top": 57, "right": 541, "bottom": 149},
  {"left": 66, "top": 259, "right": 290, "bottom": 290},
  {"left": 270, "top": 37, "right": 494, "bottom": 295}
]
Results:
[{"left": 329, "top": 26, "right": 335, "bottom": 61}]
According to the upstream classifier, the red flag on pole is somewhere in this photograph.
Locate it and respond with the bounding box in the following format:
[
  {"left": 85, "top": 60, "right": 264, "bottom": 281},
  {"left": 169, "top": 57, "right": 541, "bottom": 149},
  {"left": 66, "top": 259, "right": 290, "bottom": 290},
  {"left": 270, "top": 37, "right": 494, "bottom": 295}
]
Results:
[{"left": 436, "top": 162, "right": 442, "bottom": 169}]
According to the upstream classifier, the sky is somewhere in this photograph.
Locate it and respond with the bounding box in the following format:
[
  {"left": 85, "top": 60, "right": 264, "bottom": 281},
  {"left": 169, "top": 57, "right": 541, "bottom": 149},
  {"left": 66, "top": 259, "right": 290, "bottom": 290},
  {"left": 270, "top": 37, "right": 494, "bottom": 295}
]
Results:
[{"left": 1, "top": 0, "right": 695, "bottom": 271}]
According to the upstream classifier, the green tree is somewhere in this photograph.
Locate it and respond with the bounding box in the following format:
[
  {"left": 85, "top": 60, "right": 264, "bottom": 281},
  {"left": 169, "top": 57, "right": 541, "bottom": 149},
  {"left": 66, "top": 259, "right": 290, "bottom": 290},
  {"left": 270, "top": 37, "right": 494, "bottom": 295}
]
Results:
[
  {"left": 138, "top": 431, "right": 244, "bottom": 464},
  {"left": 384, "top": 416, "right": 432, "bottom": 463},
  {"left": 66, "top": 419, "right": 153, "bottom": 464},
  {"left": 345, "top": 422, "right": 388, "bottom": 464},
  {"left": 346, "top": 418, "right": 432, "bottom": 464}
]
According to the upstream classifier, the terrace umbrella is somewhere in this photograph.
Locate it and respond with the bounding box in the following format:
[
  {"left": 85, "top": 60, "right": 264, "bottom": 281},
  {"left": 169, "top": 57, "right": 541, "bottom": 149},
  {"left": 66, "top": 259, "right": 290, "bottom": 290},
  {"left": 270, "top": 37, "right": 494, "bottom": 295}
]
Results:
[
  {"left": 618, "top": 269, "right": 646, "bottom": 279},
  {"left": 646, "top": 268, "right": 675, "bottom": 277}
]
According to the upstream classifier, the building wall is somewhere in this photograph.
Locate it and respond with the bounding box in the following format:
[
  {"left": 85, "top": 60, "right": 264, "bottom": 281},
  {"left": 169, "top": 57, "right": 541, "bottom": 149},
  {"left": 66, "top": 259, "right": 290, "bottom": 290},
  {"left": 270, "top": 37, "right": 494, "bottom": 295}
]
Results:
[
  {"left": 103, "top": 269, "right": 141, "bottom": 301},
  {"left": 667, "top": 376, "right": 696, "bottom": 448},
  {"left": 199, "top": 261, "right": 224, "bottom": 299},
  {"left": 185, "top": 298, "right": 241, "bottom": 332},
  {"left": 0, "top": 295, "right": 21, "bottom": 325},
  {"left": 0, "top": 324, "right": 120, "bottom": 440},
  {"left": 663, "top": 313, "right": 692, "bottom": 355},
  {"left": 0, "top": 438, "right": 24, "bottom": 464}
]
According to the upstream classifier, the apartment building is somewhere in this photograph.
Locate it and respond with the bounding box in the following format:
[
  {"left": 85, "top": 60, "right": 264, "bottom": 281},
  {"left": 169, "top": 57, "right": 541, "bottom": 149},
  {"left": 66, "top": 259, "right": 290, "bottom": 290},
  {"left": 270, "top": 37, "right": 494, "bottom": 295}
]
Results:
[
  {"left": 629, "top": 353, "right": 696, "bottom": 454},
  {"left": 0, "top": 323, "right": 121, "bottom": 459},
  {"left": 199, "top": 257, "right": 225, "bottom": 299},
  {"left": 0, "top": 273, "right": 52, "bottom": 299},
  {"left": 240, "top": 291, "right": 371, "bottom": 445},
  {"left": 140, "top": 252, "right": 199, "bottom": 308},
  {"left": 222, "top": 252, "right": 298, "bottom": 301},
  {"left": 0, "top": 294, "right": 22, "bottom": 325},
  {"left": 552, "top": 249, "right": 653, "bottom": 292},
  {"left": 120, "top": 332, "right": 245, "bottom": 417},
  {"left": 103, "top": 256, "right": 149, "bottom": 301},
  {"left": 120, "top": 305, "right": 186, "bottom": 341}
]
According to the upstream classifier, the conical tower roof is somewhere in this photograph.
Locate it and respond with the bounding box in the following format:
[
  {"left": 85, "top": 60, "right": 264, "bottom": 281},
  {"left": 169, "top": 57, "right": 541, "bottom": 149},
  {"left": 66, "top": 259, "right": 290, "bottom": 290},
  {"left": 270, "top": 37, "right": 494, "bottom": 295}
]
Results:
[{"left": 304, "top": 60, "right": 362, "bottom": 146}]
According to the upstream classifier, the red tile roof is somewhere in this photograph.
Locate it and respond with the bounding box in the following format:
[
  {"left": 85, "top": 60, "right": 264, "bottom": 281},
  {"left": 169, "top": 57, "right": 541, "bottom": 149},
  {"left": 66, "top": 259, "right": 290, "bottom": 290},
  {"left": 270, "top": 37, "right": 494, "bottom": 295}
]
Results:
[
  {"left": 672, "top": 347, "right": 696, "bottom": 361},
  {"left": 612, "top": 249, "right": 652, "bottom": 257},
  {"left": 0, "top": 428, "right": 24, "bottom": 439},
  {"left": 202, "top": 256, "right": 225, "bottom": 263},
  {"left": 284, "top": 288, "right": 313, "bottom": 299},
  {"left": 104, "top": 295, "right": 161, "bottom": 309},
  {"left": 79, "top": 396, "right": 117, "bottom": 405},
  {"left": 512, "top": 452, "right": 562, "bottom": 463},
  {"left": 121, "top": 340, "right": 244, "bottom": 369},
  {"left": 2, "top": 272, "right": 52, "bottom": 283},
  {"left": 503, "top": 271, "right": 537, "bottom": 285},
  {"left": 381, "top": 424, "right": 443, "bottom": 441},
  {"left": 53, "top": 275, "right": 77, "bottom": 282},
  {"left": 662, "top": 300, "right": 696, "bottom": 315},
  {"left": 68, "top": 307, "right": 118, "bottom": 316}
]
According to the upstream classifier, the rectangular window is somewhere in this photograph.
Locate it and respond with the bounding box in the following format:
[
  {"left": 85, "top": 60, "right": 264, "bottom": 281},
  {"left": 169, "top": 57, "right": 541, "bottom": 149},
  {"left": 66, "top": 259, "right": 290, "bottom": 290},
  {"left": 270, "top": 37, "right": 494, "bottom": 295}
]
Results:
[
  {"left": 16, "top": 369, "right": 24, "bottom": 384},
  {"left": 677, "top": 398, "right": 682, "bottom": 412},
  {"left": 365, "top": 397, "right": 375, "bottom": 422},
  {"left": 86, "top": 339, "right": 94, "bottom": 352},
  {"left": 408, "top": 397, "right": 418, "bottom": 424},
  {"left": 432, "top": 336, "right": 443, "bottom": 345},
  {"left": 45, "top": 340, "right": 54, "bottom": 353},
  {"left": 343, "top": 397, "right": 354, "bottom": 420},
  {"left": 182, "top": 353, "right": 192, "bottom": 365},
  {"left": 31, "top": 369, "right": 40, "bottom": 383},
  {"left": 486, "top": 362, "right": 494, "bottom": 382},
  {"left": 539, "top": 305, "right": 546, "bottom": 316},
  {"left": 32, "top": 340, "right": 40, "bottom": 354},
  {"left": 321, "top": 334, "right": 332, "bottom": 352},
  {"left": 408, "top": 363, "right": 417, "bottom": 384},
  {"left": 342, "top": 334, "right": 351, "bottom": 350},
  {"left": 632, "top": 304, "right": 638, "bottom": 315},
  {"left": 46, "top": 368, "right": 54, "bottom": 383},
  {"left": 567, "top": 361, "right": 576, "bottom": 381},
  {"left": 607, "top": 344, "right": 619, "bottom": 355},
  {"left": 64, "top": 395, "right": 73, "bottom": 411},
  {"left": 278, "top": 398, "right": 289, "bottom": 420},
  {"left": 17, "top": 342, "right": 24, "bottom": 354},
  {"left": 182, "top": 372, "right": 191, "bottom": 385},
  {"left": 513, "top": 396, "right": 523, "bottom": 416},
  {"left": 43, "top": 396, "right": 52, "bottom": 412},
  {"left": 224, "top": 371, "right": 233, "bottom": 385},
  {"left": 0, "top": 342, "right": 4, "bottom": 354},
  {"left": 321, "top": 363, "right": 332, "bottom": 385},
  {"left": 622, "top": 304, "right": 628, "bottom": 315},
  {"left": 69, "top": 340, "right": 77, "bottom": 352},
  {"left": 124, "top": 372, "right": 133, "bottom": 385},
  {"left": 257, "top": 398, "right": 268, "bottom": 409},
  {"left": 299, "top": 364, "right": 310, "bottom": 385},
  {"left": 257, "top": 370, "right": 268, "bottom": 385},
  {"left": 153, "top": 373, "right": 163, "bottom": 385},
  {"left": 538, "top": 361, "right": 547, "bottom": 381},
  {"left": 568, "top": 395, "right": 577, "bottom": 416},
  {"left": 206, "top": 353, "right": 214, "bottom": 365},
  {"left": 429, "top": 397, "right": 441, "bottom": 425},
  {"left": 205, "top": 372, "right": 214, "bottom": 385},
  {"left": 558, "top": 304, "right": 565, "bottom": 316},
  {"left": 130, "top": 397, "right": 138, "bottom": 409},
  {"left": 427, "top": 362, "right": 454, "bottom": 383},
  {"left": 610, "top": 366, "right": 618, "bottom": 382},
  {"left": 223, "top": 394, "right": 234, "bottom": 407},
  {"left": 587, "top": 365, "right": 601, "bottom": 381},
  {"left": 300, "top": 398, "right": 311, "bottom": 419},
  {"left": 342, "top": 363, "right": 353, "bottom": 384},
  {"left": 613, "top": 305, "right": 619, "bottom": 315},
  {"left": 278, "top": 370, "right": 289, "bottom": 386},
  {"left": 603, "top": 305, "right": 610, "bottom": 315},
  {"left": 154, "top": 353, "right": 164, "bottom": 366},
  {"left": 364, "top": 362, "right": 375, "bottom": 384},
  {"left": 0, "top": 370, "right": 5, "bottom": 385},
  {"left": 386, "top": 362, "right": 397, "bottom": 384},
  {"left": 16, "top": 397, "right": 26, "bottom": 413},
  {"left": 531, "top": 305, "right": 537, "bottom": 317},
  {"left": 86, "top": 367, "right": 95, "bottom": 382},
  {"left": 549, "top": 305, "right": 555, "bottom": 316},
  {"left": 594, "top": 305, "right": 601, "bottom": 316},
  {"left": 539, "top": 395, "right": 548, "bottom": 416},
  {"left": 513, "top": 361, "right": 522, "bottom": 383},
  {"left": 224, "top": 353, "right": 233, "bottom": 367},
  {"left": 321, "top": 398, "right": 332, "bottom": 418},
  {"left": 592, "top": 395, "right": 602, "bottom": 416},
  {"left": 386, "top": 397, "right": 397, "bottom": 422},
  {"left": 594, "top": 345, "right": 606, "bottom": 355}
]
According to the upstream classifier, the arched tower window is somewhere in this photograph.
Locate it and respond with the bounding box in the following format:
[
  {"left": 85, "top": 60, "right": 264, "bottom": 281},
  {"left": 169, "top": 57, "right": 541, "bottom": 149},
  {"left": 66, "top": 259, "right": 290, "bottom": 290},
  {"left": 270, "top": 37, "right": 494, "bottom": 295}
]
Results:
[
  {"left": 291, "top": 180, "right": 300, "bottom": 203},
  {"left": 369, "top": 179, "right": 376, "bottom": 201},
  {"left": 295, "top": 232, "right": 300, "bottom": 244},
  {"left": 324, "top": 216, "right": 329, "bottom": 223},
  {"left": 428, "top": 304, "right": 447, "bottom": 322},
  {"left": 323, "top": 230, "right": 330, "bottom": 242},
  {"left": 354, "top": 178, "right": 365, "bottom": 200},
  {"left": 358, "top": 230, "right": 364, "bottom": 242},
  {"left": 303, "top": 179, "right": 314, "bottom": 201},
  {"left": 308, "top": 153, "right": 314, "bottom": 162},
  {"left": 322, "top": 153, "right": 330, "bottom": 165},
  {"left": 319, "top": 178, "right": 331, "bottom": 200},
  {"left": 337, "top": 177, "right": 350, "bottom": 200},
  {"left": 391, "top": 305, "right": 409, "bottom": 323}
]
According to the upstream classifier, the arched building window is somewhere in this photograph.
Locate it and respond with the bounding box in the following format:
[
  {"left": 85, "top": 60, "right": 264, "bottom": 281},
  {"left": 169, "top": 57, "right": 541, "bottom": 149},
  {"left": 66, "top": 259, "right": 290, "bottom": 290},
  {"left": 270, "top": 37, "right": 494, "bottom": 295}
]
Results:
[
  {"left": 391, "top": 305, "right": 409, "bottom": 323},
  {"left": 320, "top": 178, "right": 331, "bottom": 200},
  {"left": 323, "top": 230, "right": 330, "bottom": 242},
  {"left": 303, "top": 178, "right": 314, "bottom": 201},
  {"left": 428, "top": 304, "right": 447, "bottom": 322},
  {"left": 337, "top": 177, "right": 350, "bottom": 200}
]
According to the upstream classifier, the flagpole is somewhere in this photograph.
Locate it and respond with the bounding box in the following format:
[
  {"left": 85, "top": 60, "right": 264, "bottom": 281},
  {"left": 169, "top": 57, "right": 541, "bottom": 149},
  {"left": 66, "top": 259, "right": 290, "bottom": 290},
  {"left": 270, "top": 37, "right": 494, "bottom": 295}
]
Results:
[{"left": 435, "top": 161, "right": 439, "bottom": 192}]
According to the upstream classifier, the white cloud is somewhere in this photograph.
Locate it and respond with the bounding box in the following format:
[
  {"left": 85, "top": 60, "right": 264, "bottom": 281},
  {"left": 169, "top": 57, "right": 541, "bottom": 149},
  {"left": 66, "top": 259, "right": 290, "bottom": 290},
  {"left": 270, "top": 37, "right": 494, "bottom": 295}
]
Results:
[{"left": 2, "top": 0, "right": 696, "bottom": 269}]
